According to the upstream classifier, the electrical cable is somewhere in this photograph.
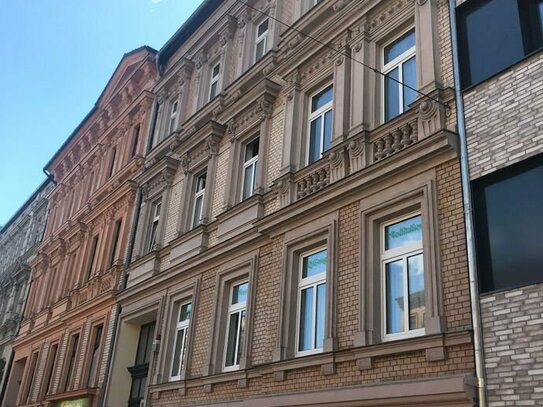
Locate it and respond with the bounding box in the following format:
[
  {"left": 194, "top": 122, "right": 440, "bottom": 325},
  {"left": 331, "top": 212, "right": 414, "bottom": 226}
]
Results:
[{"left": 229, "top": 0, "right": 446, "bottom": 108}]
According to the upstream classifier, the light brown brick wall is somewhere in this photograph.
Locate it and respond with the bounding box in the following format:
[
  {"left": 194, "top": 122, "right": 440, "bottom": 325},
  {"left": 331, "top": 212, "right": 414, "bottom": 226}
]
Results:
[
  {"left": 149, "top": 161, "right": 475, "bottom": 405},
  {"left": 436, "top": 160, "right": 472, "bottom": 331}
]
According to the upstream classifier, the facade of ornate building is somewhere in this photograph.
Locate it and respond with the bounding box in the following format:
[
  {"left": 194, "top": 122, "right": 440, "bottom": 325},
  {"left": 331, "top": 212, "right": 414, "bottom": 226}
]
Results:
[
  {"left": 0, "top": 180, "right": 53, "bottom": 399},
  {"left": 454, "top": 0, "right": 543, "bottom": 405},
  {"left": 104, "top": 1, "right": 478, "bottom": 406},
  {"left": 3, "top": 47, "right": 157, "bottom": 407}
]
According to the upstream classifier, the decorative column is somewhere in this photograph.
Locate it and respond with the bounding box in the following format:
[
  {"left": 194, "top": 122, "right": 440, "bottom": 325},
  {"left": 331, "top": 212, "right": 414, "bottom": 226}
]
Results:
[
  {"left": 176, "top": 60, "right": 194, "bottom": 126},
  {"left": 349, "top": 19, "right": 374, "bottom": 134},
  {"left": 332, "top": 32, "right": 351, "bottom": 146},
  {"left": 415, "top": 0, "right": 442, "bottom": 94},
  {"left": 280, "top": 70, "right": 303, "bottom": 175},
  {"left": 217, "top": 15, "right": 237, "bottom": 89}
]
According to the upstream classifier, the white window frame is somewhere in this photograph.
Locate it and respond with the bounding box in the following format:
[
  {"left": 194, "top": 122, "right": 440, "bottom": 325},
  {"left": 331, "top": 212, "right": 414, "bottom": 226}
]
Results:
[
  {"left": 222, "top": 280, "right": 248, "bottom": 372},
  {"left": 295, "top": 247, "right": 327, "bottom": 357},
  {"left": 381, "top": 212, "right": 425, "bottom": 342},
  {"left": 169, "top": 301, "right": 192, "bottom": 381},
  {"left": 147, "top": 201, "right": 161, "bottom": 253},
  {"left": 208, "top": 62, "right": 221, "bottom": 101},
  {"left": 382, "top": 28, "right": 416, "bottom": 123},
  {"left": 169, "top": 100, "right": 179, "bottom": 134},
  {"left": 307, "top": 84, "right": 333, "bottom": 165},
  {"left": 241, "top": 138, "right": 259, "bottom": 201},
  {"left": 254, "top": 18, "right": 269, "bottom": 62},
  {"left": 191, "top": 173, "right": 206, "bottom": 229}
]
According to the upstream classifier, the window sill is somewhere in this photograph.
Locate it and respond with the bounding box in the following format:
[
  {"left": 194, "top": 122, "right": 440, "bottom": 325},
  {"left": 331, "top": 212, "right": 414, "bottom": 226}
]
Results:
[
  {"left": 216, "top": 194, "right": 263, "bottom": 243},
  {"left": 148, "top": 330, "right": 471, "bottom": 398},
  {"left": 169, "top": 225, "right": 209, "bottom": 267}
]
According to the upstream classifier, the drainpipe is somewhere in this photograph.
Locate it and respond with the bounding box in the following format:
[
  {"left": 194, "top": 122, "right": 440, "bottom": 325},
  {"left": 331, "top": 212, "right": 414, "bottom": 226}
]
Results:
[
  {"left": 448, "top": 1, "right": 487, "bottom": 406},
  {"left": 99, "top": 188, "right": 142, "bottom": 407},
  {"left": 42, "top": 168, "right": 57, "bottom": 185}
]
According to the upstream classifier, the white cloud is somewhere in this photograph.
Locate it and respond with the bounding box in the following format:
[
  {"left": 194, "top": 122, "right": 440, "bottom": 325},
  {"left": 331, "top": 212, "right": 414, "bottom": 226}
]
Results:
[{"left": 149, "top": 0, "right": 164, "bottom": 4}]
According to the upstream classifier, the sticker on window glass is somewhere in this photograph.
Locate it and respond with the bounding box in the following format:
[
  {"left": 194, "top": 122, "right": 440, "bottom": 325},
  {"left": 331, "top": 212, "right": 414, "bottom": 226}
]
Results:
[{"left": 385, "top": 215, "right": 422, "bottom": 250}]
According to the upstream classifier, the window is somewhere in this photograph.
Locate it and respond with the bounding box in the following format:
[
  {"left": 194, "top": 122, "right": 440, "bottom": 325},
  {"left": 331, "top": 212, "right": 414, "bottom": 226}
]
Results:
[
  {"left": 109, "top": 219, "right": 122, "bottom": 267},
  {"left": 223, "top": 281, "right": 248, "bottom": 371},
  {"left": 107, "top": 146, "right": 117, "bottom": 179},
  {"left": 241, "top": 138, "right": 259, "bottom": 200},
  {"left": 147, "top": 201, "right": 161, "bottom": 253},
  {"left": 308, "top": 85, "right": 333, "bottom": 164},
  {"left": 44, "top": 344, "right": 58, "bottom": 396},
  {"left": 383, "top": 29, "right": 416, "bottom": 122},
  {"left": 169, "top": 100, "right": 179, "bottom": 134},
  {"left": 297, "top": 249, "right": 327, "bottom": 355},
  {"left": 192, "top": 173, "right": 206, "bottom": 229},
  {"left": 473, "top": 154, "right": 543, "bottom": 293},
  {"left": 87, "top": 325, "right": 103, "bottom": 387},
  {"left": 64, "top": 334, "right": 80, "bottom": 391},
  {"left": 131, "top": 125, "right": 140, "bottom": 158},
  {"left": 87, "top": 235, "right": 99, "bottom": 280},
  {"left": 457, "top": 0, "right": 543, "bottom": 89},
  {"left": 170, "top": 302, "right": 192, "bottom": 380},
  {"left": 381, "top": 214, "right": 425, "bottom": 340},
  {"left": 128, "top": 322, "right": 155, "bottom": 407},
  {"left": 23, "top": 352, "right": 39, "bottom": 404},
  {"left": 254, "top": 19, "right": 269, "bottom": 61},
  {"left": 209, "top": 63, "right": 220, "bottom": 101}
]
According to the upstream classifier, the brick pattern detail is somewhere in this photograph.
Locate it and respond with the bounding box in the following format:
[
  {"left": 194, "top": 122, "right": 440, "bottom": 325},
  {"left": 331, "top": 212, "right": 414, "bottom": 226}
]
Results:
[
  {"left": 464, "top": 53, "right": 543, "bottom": 180},
  {"left": 251, "top": 236, "right": 284, "bottom": 365},
  {"left": 436, "top": 160, "right": 472, "bottom": 331},
  {"left": 188, "top": 267, "right": 219, "bottom": 376},
  {"left": 164, "top": 174, "right": 183, "bottom": 244},
  {"left": 212, "top": 140, "right": 230, "bottom": 220},
  {"left": 152, "top": 344, "right": 474, "bottom": 406},
  {"left": 98, "top": 308, "right": 116, "bottom": 387},
  {"left": 336, "top": 202, "right": 360, "bottom": 350},
  {"left": 267, "top": 109, "right": 285, "bottom": 187},
  {"left": 481, "top": 283, "right": 543, "bottom": 406}
]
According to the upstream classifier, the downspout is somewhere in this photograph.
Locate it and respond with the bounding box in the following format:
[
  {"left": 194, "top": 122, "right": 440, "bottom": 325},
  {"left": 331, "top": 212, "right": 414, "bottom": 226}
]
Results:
[
  {"left": 448, "top": 1, "right": 487, "bottom": 406},
  {"left": 43, "top": 169, "right": 57, "bottom": 186},
  {"left": 99, "top": 188, "right": 143, "bottom": 407}
]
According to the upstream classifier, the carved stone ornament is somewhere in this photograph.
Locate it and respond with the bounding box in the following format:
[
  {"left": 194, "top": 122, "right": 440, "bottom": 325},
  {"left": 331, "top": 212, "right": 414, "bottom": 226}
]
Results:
[
  {"left": 227, "top": 120, "right": 236, "bottom": 143},
  {"left": 180, "top": 153, "right": 191, "bottom": 174},
  {"left": 329, "top": 149, "right": 344, "bottom": 168},
  {"left": 333, "top": 0, "right": 349, "bottom": 12},
  {"left": 257, "top": 99, "right": 273, "bottom": 122},
  {"left": 206, "top": 134, "right": 222, "bottom": 158}
]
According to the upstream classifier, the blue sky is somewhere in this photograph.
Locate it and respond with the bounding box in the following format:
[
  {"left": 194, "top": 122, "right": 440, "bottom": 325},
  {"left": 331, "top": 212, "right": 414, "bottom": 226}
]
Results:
[{"left": 0, "top": 0, "right": 202, "bottom": 226}]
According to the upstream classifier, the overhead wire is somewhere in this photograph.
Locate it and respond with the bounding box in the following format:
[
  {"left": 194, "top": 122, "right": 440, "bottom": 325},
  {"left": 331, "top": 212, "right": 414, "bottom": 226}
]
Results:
[{"left": 229, "top": 0, "right": 447, "bottom": 109}]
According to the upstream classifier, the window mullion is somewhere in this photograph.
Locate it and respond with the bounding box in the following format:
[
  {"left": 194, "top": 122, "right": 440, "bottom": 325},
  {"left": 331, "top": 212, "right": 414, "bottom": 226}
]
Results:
[
  {"left": 311, "top": 281, "right": 317, "bottom": 348},
  {"left": 403, "top": 255, "right": 409, "bottom": 332}
]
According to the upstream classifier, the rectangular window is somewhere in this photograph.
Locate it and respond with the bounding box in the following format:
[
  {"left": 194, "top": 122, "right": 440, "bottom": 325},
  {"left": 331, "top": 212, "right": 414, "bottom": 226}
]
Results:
[
  {"left": 108, "top": 146, "right": 117, "bottom": 179},
  {"left": 223, "top": 281, "right": 248, "bottom": 371},
  {"left": 473, "top": 154, "right": 543, "bottom": 293},
  {"left": 170, "top": 302, "right": 192, "bottom": 380},
  {"left": 209, "top": 63, "right": 220, "bottom": 101},
  {"left": 381, "top": 214, "right": 425, "bottom": 339},
  {"left": 192, "top": 173, "right": 206, "bottom": 229},
  {"left": 297, "top": 249, "right": 327, "bottom": 355},
  {"left": 457, "top": 0, "right": 543, "bottom": 89},
  {"left": 169, "top": 100, "right": 179, "bottom": 134},
  {"left": 44, "top": 344, "right": 58, "bottom": 395},
  {"left": 128, "top": 322, "right": 155, "bottom": 407},
  {"left": 87, "top": 325, "right": 103, "bottom": 387},
  {"left": 131, "top": 125, "right": 140, "bottom": 158},
  {"left": 147, "top": 201, "right": 161, "bottom": 253},
  {"left": 109, "top": 219, "right": 122, "bottom": 267},
  {"left": 87, "top": 235, "right": 99, "bottom": 280},
  {"left": 383, "top": 29, "right": 416, "bottom": 122},
  {"left": 241, "top": 138, "right": 259, "bottom": 200},
  {"left": 64, "top": 334, "right": 80, "bottom": 391},
  {"left": 254, "top": 19, "right": 269, "bottom": 61},
  {"left": 308, "top": 85, "right": 333, "bottom": 164},
  {"left": 23, "top": 351, "right": 39, "bottom": 404}
]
